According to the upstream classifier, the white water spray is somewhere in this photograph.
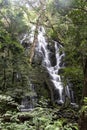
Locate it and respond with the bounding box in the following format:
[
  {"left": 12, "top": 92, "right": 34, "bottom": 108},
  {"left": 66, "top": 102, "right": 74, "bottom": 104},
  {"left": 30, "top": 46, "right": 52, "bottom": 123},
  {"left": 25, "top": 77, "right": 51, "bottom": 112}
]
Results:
[{"left": 37, "top": 26, "right": 64, "bottom": 103}]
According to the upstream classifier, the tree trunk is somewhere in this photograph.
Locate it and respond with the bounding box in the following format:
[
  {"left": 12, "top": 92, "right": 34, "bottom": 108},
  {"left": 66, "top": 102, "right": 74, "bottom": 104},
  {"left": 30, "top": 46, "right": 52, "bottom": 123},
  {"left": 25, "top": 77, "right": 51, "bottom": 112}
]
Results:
[
  {"left": 79, "top": 58, "right": 87, "bottom": 130},
  {"left": 12, "top": 71, "right": 15, "bottom": 84},
  {"left": 29, "top": 1, "right": 46, "bottom": 64},
  {"left": 82, "top": 58, "right": 87, "bottom": 98},
  {"left": 3, "top": 67, "right": 6, "bottom": 89},
  {"left": 29, "top": 19, "right": 39, "bottom": 64}
]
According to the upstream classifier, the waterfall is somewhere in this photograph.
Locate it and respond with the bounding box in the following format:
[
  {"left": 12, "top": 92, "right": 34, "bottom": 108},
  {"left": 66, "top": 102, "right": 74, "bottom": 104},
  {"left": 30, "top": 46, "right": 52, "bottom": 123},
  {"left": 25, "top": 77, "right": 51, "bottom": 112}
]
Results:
[
  {"left": 19, "top": 82, "right": 37, "bottom": 112},
  {"left": 36, "top": 26, "right": 77, "bottom": 105},
  {"left": 36, "top": 26, "right": 64, "bottom": 104},
  {"left": 21, "top": 25, "right": 77, "bottom": 108}
]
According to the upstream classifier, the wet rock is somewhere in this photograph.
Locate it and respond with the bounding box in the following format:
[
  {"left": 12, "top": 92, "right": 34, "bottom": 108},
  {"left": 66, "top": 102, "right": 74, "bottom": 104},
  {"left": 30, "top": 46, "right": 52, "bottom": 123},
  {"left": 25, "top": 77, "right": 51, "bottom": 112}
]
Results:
[
  {"left": 71, "top": 103, "right": 79, "bottom": 110},
  {"left": 58, "top": 69, "right": 64, "bottom": 75},
  {"left": 17, "top": 113, "right": 33, "bottom": 122},
  {"left": 55, "top": 100, "right": 64, "bottom": 106}
]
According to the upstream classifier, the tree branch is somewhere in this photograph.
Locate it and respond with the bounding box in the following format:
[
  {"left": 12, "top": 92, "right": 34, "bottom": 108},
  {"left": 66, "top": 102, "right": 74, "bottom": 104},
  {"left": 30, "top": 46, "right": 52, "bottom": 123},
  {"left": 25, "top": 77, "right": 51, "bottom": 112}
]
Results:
[{"left": 0, "top": 10, "right": 10, "bottom": 27}]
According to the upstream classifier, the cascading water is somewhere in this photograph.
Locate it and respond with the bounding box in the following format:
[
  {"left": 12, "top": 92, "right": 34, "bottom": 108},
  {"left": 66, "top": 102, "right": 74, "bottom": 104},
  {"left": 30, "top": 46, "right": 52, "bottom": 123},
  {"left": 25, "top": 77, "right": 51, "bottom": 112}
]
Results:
[
  {"left": 20, "top": 82, "right": 37, "bottom": 112},
  {"left": 36, "top": 26, "right": 64, "bottom": 104},
  {"left": 21, "top": 25, "right": 77, "bottom": 108}
]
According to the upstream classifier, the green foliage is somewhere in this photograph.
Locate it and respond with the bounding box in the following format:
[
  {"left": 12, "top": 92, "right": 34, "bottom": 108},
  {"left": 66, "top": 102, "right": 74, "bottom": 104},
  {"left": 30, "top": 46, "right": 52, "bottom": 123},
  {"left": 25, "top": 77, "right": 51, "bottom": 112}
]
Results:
[
  {"left": 0, "top": 95, "right": 18, "bottom": 113},
  {"left": 0, "top": 22, "right": 30, "bottom": 98},
  {"left": 80, "top": 97, "right": 87, "bottom": 113},
  {"left": 64, "top": 123, "right": 78, "bottom": 130},
  {"left": 0, "top": 0, "right": 86, "bottom": 129},
  {"left": 0, "top": 106, "right": 79, "bottom": 130}
]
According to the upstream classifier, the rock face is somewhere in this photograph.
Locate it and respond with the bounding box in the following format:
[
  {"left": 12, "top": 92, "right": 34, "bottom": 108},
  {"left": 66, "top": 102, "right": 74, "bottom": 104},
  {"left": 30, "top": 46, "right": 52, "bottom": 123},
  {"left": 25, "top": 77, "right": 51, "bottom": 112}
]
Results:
[{"left": 48, "top": 42, "right": 56, "bottom": 66}]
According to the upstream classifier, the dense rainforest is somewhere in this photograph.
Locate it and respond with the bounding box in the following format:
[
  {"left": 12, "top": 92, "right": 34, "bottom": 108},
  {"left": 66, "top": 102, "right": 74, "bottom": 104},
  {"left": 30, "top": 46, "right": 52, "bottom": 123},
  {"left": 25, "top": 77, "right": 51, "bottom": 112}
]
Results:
[{"left": 0, "top": 0, "right": 87, "bottom": 130}]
